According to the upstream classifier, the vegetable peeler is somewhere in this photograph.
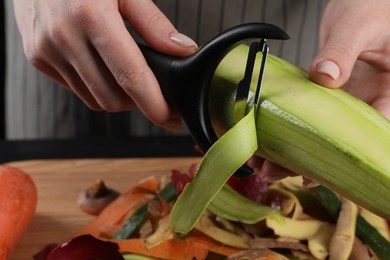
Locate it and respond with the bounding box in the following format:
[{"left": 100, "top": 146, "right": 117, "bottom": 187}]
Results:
[{"left": 138, "top": 23, "right": 289, "bottom": 176}]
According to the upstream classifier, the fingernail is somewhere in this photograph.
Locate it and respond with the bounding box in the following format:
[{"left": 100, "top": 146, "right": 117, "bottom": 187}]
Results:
[
  {"left": 170, "top": 32, "right": 198, "bottom": 48},
  {"left": 316, "top": 60, "right": 340, "bottom": 80},
  {"left": 162, "top": 118, "right": 183, "bottom": 132}
]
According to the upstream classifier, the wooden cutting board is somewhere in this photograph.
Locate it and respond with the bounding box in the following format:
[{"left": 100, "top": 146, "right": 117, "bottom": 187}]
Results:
[{"left": 7, "top": 157, "right": 200, "bottom": 260}]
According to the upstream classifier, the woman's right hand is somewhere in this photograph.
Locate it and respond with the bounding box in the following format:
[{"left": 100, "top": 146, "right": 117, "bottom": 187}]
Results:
[{"left": 12, "top": 0, "right": 197, "bottom": 131}]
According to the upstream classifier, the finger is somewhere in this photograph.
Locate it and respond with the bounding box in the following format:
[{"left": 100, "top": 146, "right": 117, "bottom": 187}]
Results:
[
  {"left": 309, "top": 24, "right": 364, "bottom": 88},
  {"left": 51, "top": 59, "right": 103, "bottom": 111},
  {"left": 84, "top": 5, "right": 183, "bottom": 131},
  {"left": 59, "top": 64, "right": 104, "bottom": 111},
  {"left": 40, "top": 64, "right": 103, "bottom": 111},
  {"left": 120, "top": 0, "right": 197, "bottom": 56},
  {"left": 34, "top": 34, "right": 105, "bottom": 111},
  {"left": 32, "top": 60, "right": 70, "bottom": 91},
  {"left": 43, "top": 60, "right": 103, "bottom": 111},
  {"left": 68, "top": 41, "right": 137, "bottom": 112}
]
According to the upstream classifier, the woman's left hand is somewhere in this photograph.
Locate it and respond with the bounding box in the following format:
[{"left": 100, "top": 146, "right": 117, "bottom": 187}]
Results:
[{"left": 309, "top": 0, "right": 390, "bottom": 119}]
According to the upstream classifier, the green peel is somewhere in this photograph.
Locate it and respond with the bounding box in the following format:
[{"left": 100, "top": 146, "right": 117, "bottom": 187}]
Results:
[
  {"left": 208, "top": 185, "right": 283, "bottom": 224},
  {"left": 169, "top": 108, "right": 258, "bottom": 234}
]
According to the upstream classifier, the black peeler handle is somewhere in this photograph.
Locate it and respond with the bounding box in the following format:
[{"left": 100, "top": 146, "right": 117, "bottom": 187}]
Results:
[{"left": 139, "top": 23, "right": 289, "bottom": 176}]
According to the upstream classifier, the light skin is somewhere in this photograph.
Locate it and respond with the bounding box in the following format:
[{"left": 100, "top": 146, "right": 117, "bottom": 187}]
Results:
[
  {"left": 12, "top": 0, "right": 197, "bottom": 131},
  {"left": 12, "top": 0, "right": 390, "bottom": 179},
  {"left": 310, "top": 0, "right": 390, "bottom": 120}
]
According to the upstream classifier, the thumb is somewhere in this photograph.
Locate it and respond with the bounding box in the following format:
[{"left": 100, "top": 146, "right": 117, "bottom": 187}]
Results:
[
  {"left": 309, "top": 30, "right": 362, "bottom": 88},
  {"left": 120, "top": 0, "right": 197, "bottom": 57}
]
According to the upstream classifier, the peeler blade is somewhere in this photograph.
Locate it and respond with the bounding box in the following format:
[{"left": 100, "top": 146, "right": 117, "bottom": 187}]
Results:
[
  {"left": 233, "top": 40, "right": 269, "bottom": 123},
  {"left": 233, "top": 39, "right": 269, "bottom": 177}
]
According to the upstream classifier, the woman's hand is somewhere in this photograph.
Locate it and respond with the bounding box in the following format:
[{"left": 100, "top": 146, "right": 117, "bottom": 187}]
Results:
[
  {"left": 12, "top": 0, "right": 197, "bottom": 131},
  {"left": 258, "top": 0, "right": 390, "bottom": 183},
  {"left": 309, "top": 0, "right": 390, "bottom": 119}
]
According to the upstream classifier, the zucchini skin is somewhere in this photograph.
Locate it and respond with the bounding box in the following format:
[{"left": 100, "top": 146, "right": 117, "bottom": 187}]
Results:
[
  {"left": 210, "top": 45, "right": 390, "bottom": 218},
  {"left": 208, "top": 185, "right": 282, "bottom": 224}
]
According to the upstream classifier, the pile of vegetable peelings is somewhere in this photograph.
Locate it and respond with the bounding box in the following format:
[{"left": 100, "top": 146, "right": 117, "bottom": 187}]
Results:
[
  {"left": 27, "top": 162, "right": 390, "bottom": 259},
  {"left": 1, "top": 108, "right": 389, "bottom": 259},
  {"left": 1, "top": 159, "right": 390, "bottom": 259}
]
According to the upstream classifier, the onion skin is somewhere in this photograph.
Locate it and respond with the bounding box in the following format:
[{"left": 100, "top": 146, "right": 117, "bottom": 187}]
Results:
[
  {"left": 33, "top": 244, "right": 59, "bottom": 260},
  {"left": 78, "top": 191, "right": 119, "bottom": 215},
  {"left": 77, "top": 180, "right": 120, "bottom": 215}
]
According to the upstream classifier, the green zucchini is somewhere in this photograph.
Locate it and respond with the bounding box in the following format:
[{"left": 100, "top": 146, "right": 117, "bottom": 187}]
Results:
[
  {"left": 209, "top": 44, "right": 390, "bottom": 219},
  {"left": 170, "top": 44, "right": 390, "bottom": 235}
]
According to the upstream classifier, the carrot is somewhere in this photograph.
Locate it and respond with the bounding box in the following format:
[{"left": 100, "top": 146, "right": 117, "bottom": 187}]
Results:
[
  {"left": 116, "top": 230, "right": 241, "bottom": 260},
  {"left": 0, "top": 165, "right": 37, "bottom": 260},
  {"left": 76, "top": 177, "right": 159, "bottom": 238}
]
